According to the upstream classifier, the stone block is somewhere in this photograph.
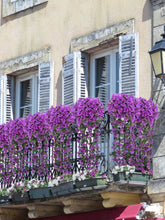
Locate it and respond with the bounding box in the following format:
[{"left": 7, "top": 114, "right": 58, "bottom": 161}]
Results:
[
  {"left": 151, "top": 0, "right": 165, "bottom": 7},
  {"left": 153, "top": 134, "right": 165, "bottom": 157},
  {"left": 34, "top": 0, "right": 48, "bottom": 6},
  {"left": 27, "top": 205, "right": 63, "bottom": 219},
  {"left": 0, "top": 48, "right": 50, "bottom": 75},
  {"left": 148, "top": 179, "right": 165, "bottom": 197},
  {"left": 153, "top": 26, "right": 164, "bottom": 44},
  {"left": 153, "top": 156, "right": 165, "bottom": 179},
  {"left": 153, "top": 6, "right": 165, "bottom": 27},
  {"left": 16, "top": 0, "right": 33, "bottom": 13},
  {"left": 153, "top": 110, "right": 165, "bottom": 136},
  {"left": 101, "top": 192, "right": 140, "bottom": 208},
  {"left": 62, "top": 199, "right": 103, "bottom": 214},
  {"left": 71, "top": 19, "right": 134, "bottom": 51},
  {"left": 152, "top": 89, "right": 165, "bottom": 110},
  {"left": 2, "top": 0, "right": 16, "bottom": 17},
  {"left": 2, "top": 0, "right": 48, "bottom": 17}
]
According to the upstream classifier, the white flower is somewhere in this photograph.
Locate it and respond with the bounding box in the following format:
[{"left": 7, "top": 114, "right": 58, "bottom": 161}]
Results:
[
  {"left": 48, "top": 181, "right": 54, "bottom": 187},
  {"left": 120, "top": 166, "right": 123, "bottom": 172},
  {"left": 81, "top": 175, "right": 86, "bottom": 180},
  {"left": 20, "top": 181, "right": 24, "bottom": 187},
  {"left": 115, "top": 166, "right": 119, "bottom": 170},
  {"left": 127, "top": 164, "right": 130, "bottom": 168},
  {"left": 130, "top": 166, "right": 135, "bottom": 173},
  {"left": 72, "top": 174, "right": 76, "bottom": 181},
  {"left": 125, "top": 171, "right": 129, "bottom": 175},
  {"left": 112, "top": 169, "right": 118, "bottom": 174}
]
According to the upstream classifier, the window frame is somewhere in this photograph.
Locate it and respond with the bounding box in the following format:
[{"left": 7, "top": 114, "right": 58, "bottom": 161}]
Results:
[
  {"left": 90, "top": 48, "right": 119, "bottom": 104},
  {"left": 15, "top": 71, "right": 38, "bottom": 119}
]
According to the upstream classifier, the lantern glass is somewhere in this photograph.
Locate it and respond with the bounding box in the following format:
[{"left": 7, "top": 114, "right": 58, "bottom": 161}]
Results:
[
  {"left": 150, "top": 50, "right": 162, "bottom": 77},
  {"left": 162, "top": 50, "right": 165, "bottom": 74}
]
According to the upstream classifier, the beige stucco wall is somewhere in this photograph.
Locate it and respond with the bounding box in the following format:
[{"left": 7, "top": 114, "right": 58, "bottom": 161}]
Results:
[{"left": 0, "top": 0, "right": 152, "bottom": 105}]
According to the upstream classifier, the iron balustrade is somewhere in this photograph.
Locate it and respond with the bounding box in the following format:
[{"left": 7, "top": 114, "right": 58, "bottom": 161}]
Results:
[{"left": 0, "top": 111, "right": 112, "bottom": 188}]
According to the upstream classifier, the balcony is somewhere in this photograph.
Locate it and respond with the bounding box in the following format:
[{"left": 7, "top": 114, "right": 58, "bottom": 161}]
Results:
[{"left": 0, "top": 94, "right": 158, "bottom": 208}]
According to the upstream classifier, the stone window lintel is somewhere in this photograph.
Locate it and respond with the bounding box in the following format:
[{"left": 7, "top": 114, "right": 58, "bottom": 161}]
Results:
[
  {"left": 71, "top": 19, "right": 134, "bottom": 52},
  {"left": 0, "top": 47, "right": 51, "bottom": 75}
]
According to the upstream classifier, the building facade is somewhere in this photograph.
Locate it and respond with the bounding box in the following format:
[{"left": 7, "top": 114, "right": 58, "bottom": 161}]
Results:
[{"left": 0, "top": 0, "right": 164, "bottom": 220}]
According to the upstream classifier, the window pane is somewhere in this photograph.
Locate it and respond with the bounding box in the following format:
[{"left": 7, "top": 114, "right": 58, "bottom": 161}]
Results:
[
  {"left": 20, "top": 79, "right": 32, "bottom": 107},
  {"left": 96, "top": 86, "right": 110, "bottom": 107},
  {"left": 20, "top": 106, "right": 32, "bottom": 118},
  {"left": 20, "top": 79, "right": 32, "bottom": 118},
  {"left": 95, "top": 55, "right": 110, "bottom": 107}
]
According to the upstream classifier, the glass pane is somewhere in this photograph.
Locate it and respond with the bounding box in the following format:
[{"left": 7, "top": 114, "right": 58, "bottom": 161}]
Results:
[
  {"left": 95, "top": 55, "right": 110, "bottom": 107},
  {"left": 151, "top": 51, "right": 162, "bottom": 76},
  {"left": 20, "top": 79, "right": 32, "bottom": 108},
  {"left": 96, "top": 56, "right": 108, "bottom": 87},
  {"left": 20, "top": 79, "right": 32, "bottom": 118},
  {"left": 20, "top": 106, "right": 32, "bottom": 118},
  {"left": 96, "top": 85, "right": 110, "bottom": 107},
  {"left": 162, "top": 50, "right": 165, "bottom": 74}
]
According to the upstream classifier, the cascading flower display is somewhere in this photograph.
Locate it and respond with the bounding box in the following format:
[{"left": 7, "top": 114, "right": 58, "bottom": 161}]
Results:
[
  {"left": 107, "top": 93, "right": 158, "bottom": 174},
  {"left": 72, "top": 97, "right": 104, "bottom": 176},
  {"left": 46, "top": 105, "right": 74, "bottom": 176},
  {"left": 0, "top": 94, "right": 158, "bottom": 191},
  {"left": 24, "top": 112, "right": 50, "bottom": 178}
]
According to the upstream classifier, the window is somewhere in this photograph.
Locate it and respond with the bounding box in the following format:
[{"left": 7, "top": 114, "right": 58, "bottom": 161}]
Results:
[
  {"left": 62, "top": 33, "right": 139, "bottom": 106},
  {"left": 15, "top": 71, "right": 38, "bottom": 118},
  {"left": 0, "top": 62, "right": 54, "bottom": 124},
  {"left": 90, "top": 49, "right": 119, "bottom": 108},
  {"left": 62, "top": 33, "right": 138, "bottom": 172}
]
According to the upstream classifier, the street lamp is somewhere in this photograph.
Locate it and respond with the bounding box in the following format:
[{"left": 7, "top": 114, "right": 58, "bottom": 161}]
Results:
[{"left": 149, "top": 26, "right": 165, "bottom": 83}]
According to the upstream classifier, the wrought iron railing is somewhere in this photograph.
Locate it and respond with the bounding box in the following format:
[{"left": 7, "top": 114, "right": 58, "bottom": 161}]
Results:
[{"left": 0, "top": 112, "right": 112, "bottom": 188}]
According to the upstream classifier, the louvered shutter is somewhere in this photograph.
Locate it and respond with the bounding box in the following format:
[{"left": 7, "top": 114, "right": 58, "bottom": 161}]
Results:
[
  {"left": 0, "top": 74, "right": 4, "bottom": 124},
  {"left": 62, "top": 53, "right": 76, "bottom": 106},
  {"left": 62, "top": 52, "right": 88, "bottom": 106},
  {"left": 38, "top": 62, "right": 54, "bottom": 112},
  {"left": 119, "top": 33, "right": 139, "bottom": 96},
  {"left": 78, "top": 52, "right": 88, "bottom": 100},
  {"left": 5, "top": 75, "right": 14, "bottom": 123}
]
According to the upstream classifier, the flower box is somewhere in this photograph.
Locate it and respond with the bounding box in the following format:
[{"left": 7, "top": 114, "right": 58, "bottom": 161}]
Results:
[
  {"left": 29, "top": 187, "right": 52, "bottom": 199},
  {"left": 0, "top": 196, "right": 11, "bottom": 204},
  {"left": 75, "top": 177, "right": 107, "bottom": 188},
  {"left": 51, "top": 182, "right": 74, "bottom": 196},
  {"left": 113, "top": 172, "right": 150, "bottom": 182},
  {"left": 12, "top": 192, "right": 29, "bottom": 202}
]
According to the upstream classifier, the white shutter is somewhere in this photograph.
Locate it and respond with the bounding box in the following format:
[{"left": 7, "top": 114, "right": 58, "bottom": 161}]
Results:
[
  {"left": 78, "top": 52, "right": 88, "bottom": 100},
  {"left": 5, "top": 75, "right": 14, "bottom": 123},
  {"left": 62, "top": 53, "right": 76, "bottom": 106},
  {"left": 0, "top": 74, "right": 4, "bottom": 124},
  {"left": 0, "top": 74, "right": 14, "bottom": 124},
  {"left": 62, "top": 52, "right": 88, "bottom": 106},
  {"left": 119, "top": 33, "right": 139, "bottom": 97},
  {"left": 38, "top": 62, "right": 54, "bottom": 113}
]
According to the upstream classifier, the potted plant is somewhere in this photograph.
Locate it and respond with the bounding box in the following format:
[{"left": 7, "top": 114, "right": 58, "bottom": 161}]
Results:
[
  {"left": 72, "top": 170, "right": 107, "bottom": 188},
  {"left": 50, "top": 175, "right": 75, "bottom": 196},
  {"left": 112, "top": 165, "right": 150, "bottom": 182}
]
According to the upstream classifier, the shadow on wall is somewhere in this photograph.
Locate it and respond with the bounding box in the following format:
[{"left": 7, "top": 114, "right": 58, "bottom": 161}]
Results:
[
  {"left": 142, "top": 0, "right": 152, "bottom": 22},
  {"left": 151, "top": 77, "right": 165, "bottom": 157}
]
